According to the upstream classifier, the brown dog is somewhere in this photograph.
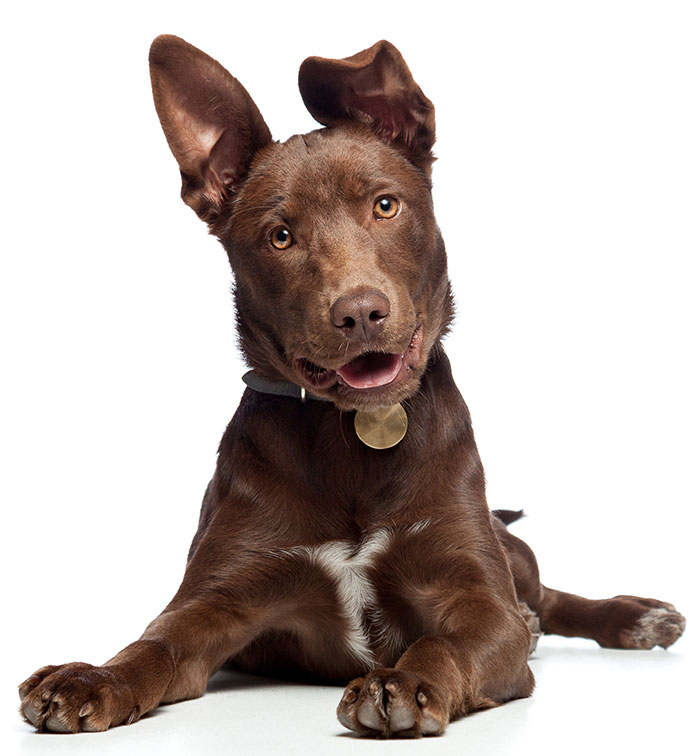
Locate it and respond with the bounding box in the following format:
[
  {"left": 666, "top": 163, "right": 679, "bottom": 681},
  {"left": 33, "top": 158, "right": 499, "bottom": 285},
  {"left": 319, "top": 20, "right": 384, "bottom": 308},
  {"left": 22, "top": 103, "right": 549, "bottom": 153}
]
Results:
[{"left": 19, "top": 36, "right": 685, "bottom": 737}]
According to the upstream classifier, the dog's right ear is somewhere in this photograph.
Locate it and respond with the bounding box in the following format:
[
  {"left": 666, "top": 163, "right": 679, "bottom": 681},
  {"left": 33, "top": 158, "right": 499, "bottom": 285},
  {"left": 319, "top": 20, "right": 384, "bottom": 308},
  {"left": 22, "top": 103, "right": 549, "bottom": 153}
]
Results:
[{"left": 149, "top": 36, "right": 272, "bottom": 226}]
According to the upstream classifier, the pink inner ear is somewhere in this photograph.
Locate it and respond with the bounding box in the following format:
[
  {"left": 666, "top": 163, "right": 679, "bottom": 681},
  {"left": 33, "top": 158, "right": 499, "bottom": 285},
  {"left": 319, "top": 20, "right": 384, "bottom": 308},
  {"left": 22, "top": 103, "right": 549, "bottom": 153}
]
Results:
[
  {"left": 346, "top": 93, "right": 421, "bottom": 146},
  {"left": 209, "top": 129, "right": 244, "bottom": 190}
]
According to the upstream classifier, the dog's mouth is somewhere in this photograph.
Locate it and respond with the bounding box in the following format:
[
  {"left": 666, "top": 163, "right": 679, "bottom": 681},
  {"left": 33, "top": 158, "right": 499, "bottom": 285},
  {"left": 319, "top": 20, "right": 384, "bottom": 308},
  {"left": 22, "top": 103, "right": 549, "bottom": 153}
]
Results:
[
  {"left": 337, "top": 351, "right": 404, "bottom": 389},
  {"left": 295, "top": 324, "right": 424, "bottom": 395}
]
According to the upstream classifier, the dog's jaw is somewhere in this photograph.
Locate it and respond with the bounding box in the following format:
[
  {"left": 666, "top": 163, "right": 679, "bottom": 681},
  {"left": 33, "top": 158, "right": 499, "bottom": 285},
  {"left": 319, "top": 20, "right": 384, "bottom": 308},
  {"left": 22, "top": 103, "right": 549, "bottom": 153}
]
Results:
[{"left": 293, "top": 323, "right": 426, "bottom": 410}]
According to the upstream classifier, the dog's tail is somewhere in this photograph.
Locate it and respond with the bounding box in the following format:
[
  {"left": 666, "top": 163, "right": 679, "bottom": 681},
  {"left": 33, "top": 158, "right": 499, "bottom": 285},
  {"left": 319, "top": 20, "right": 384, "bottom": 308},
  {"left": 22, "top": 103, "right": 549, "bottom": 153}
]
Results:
[{"left": 491, "top": 509, "right": 525, "bottom": 526}]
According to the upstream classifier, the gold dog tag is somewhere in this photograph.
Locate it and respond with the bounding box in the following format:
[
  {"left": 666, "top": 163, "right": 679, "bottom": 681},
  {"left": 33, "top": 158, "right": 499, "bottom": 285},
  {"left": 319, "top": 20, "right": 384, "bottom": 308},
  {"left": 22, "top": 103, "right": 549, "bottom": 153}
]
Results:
[{"left": 354, "top": 404, "right": 408, "bottom": 449}]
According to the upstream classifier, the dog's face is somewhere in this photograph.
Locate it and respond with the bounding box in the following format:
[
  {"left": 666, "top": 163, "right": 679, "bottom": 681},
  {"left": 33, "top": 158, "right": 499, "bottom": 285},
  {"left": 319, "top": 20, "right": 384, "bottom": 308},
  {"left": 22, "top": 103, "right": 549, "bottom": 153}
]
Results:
[{"left": 150, "top": 38, "right": 452, "bottom": 411}]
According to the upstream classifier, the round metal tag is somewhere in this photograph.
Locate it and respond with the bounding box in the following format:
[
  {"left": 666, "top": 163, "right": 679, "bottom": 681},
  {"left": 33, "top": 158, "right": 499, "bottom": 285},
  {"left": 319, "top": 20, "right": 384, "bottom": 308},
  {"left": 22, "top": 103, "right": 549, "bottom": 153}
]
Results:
[{"left": 354, "top": 404, "right": 408, "bottom": 450}]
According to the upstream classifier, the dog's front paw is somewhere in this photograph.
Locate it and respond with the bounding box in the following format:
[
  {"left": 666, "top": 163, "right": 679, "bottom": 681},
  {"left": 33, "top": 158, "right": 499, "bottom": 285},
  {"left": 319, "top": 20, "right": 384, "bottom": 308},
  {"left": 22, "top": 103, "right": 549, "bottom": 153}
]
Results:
[
  {"left": 19, "top": 662, "right": 139, "bottom": 733},
  {"left": 337, "top": 667, "right": 448, "bottom": 738}
]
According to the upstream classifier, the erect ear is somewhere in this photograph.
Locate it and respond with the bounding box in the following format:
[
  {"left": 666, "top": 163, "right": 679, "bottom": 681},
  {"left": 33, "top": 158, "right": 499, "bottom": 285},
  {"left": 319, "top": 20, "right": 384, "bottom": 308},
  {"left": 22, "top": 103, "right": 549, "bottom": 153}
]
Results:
[
  {"left": 149, "top": 35, "right": 272, "bottom": 226},
  {"left": 298, "top": 40, "right": 435, "bottom": 174}
]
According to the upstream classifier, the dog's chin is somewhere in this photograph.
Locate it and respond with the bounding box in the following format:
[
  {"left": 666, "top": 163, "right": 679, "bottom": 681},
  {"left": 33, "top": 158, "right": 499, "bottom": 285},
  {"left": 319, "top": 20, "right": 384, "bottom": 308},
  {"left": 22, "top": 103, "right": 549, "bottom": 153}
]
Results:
[{"left": 294, "top": 324, "right": 425, "bottom": 411}]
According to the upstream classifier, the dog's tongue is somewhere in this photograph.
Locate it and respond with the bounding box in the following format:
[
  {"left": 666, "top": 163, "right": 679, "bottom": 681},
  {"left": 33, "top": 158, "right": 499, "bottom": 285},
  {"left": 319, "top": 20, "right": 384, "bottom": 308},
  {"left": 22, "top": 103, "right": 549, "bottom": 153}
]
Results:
[{"left": 336, "top": 352, "right": 403, "bottom": 390}]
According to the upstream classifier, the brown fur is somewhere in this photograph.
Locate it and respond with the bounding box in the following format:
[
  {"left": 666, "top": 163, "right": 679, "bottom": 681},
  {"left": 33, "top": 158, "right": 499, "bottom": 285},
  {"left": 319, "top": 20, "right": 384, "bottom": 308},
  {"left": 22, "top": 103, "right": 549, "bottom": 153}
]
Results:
[{"left": 18, "top": 36, "right": 685, "bottom": 737}]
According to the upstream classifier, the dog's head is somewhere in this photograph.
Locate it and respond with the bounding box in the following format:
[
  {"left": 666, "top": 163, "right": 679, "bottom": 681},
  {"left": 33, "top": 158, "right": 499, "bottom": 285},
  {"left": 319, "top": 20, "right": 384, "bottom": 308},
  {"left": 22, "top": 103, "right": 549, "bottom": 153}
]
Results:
[{"left": 150, "top": 37, "right": 452, "bottom": 411}]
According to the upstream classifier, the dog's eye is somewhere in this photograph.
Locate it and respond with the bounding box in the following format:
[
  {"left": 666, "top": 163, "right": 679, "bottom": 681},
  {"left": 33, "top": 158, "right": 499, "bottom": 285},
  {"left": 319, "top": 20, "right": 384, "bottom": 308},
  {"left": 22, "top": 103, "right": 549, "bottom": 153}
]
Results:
[
  {"left": 373, "top": 196, "right": 400, "bottom": 220},
  {"left": 270, "top": 226, "right": 294, "bottom": 250}
]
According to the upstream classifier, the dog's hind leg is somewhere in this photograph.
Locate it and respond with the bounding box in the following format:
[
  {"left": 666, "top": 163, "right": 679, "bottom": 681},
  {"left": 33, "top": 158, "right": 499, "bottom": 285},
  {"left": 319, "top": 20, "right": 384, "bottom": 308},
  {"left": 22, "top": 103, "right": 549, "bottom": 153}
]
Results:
[
  {"left": 493, "top": 511, "right": 686, "bottom": 650},
  {"left": 537, "top": 588, "right": 685, "bottom": 649}
]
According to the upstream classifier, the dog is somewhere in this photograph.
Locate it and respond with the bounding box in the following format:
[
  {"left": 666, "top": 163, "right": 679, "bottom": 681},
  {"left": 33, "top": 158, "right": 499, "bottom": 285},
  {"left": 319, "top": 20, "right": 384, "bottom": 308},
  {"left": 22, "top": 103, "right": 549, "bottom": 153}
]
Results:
[{"left": 19, "top": 36, "right": 685, "bottom": 737}]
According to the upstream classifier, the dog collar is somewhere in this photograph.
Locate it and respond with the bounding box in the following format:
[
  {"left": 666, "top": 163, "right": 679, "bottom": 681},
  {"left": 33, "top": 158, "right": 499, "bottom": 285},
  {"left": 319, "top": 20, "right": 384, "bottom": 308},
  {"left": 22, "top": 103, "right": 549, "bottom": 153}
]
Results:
[
  {"left": 242, "top": 370, "right": 321, "bottom": 401},
  {"left": 241, "top": 370, "right": 407, "bottom": 449}
]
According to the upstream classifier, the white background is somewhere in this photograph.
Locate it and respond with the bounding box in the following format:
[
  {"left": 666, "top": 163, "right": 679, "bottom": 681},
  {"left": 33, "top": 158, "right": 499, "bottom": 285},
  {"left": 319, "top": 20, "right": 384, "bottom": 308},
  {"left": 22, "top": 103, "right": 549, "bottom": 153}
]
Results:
[{"left": 1, "top": 1, "right": 698, "bottom": 754}]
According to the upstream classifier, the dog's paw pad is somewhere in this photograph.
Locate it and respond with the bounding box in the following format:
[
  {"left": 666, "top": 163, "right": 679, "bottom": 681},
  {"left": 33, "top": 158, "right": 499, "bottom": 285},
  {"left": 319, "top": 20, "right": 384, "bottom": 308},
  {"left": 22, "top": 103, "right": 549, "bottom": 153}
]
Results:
[
  {"left": 620, "top": 604, "right": 686, "bottom": 649},
  {"left": 356, "top": 700, "right": 384, "bottom": 730},
  {"left": 337, "top": 668, "right": 447, "bottom": 738}
]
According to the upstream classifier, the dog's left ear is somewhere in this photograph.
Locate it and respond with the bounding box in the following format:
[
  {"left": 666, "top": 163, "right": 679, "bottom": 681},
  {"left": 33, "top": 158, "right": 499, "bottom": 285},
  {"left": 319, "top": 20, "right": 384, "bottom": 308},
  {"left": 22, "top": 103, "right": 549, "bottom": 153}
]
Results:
[{"left": 298, "top": 41, "right": 435, "bottom": 175}]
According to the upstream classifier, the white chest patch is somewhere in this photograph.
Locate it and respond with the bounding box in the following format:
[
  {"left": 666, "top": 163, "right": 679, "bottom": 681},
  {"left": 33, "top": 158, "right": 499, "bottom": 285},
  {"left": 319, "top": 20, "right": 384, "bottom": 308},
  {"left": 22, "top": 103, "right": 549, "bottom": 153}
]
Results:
[
  {"left": 281, "top": 528, "right": 392, "bottom": 669},
  {"left": 274, "top": 519, "right": 432, "bottom": 669},
  {"left": 307, "top": 529, "right": 391, "bottom": 668}
]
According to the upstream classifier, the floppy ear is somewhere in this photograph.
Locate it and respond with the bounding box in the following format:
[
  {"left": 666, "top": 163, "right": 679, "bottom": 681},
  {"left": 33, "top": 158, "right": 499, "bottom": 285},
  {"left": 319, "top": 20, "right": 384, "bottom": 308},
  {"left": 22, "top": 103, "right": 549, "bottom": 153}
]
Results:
[
  {"left": 149, "top": 35, "right": 272, "bottom": 225},
  {"left": 298, "top": 40, "right": 435, "bottom": 174}
]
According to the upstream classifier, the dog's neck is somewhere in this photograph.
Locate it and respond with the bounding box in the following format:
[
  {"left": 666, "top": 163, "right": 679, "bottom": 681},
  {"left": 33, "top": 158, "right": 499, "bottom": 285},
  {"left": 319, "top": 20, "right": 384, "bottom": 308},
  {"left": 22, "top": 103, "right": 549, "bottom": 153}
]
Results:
[
  {"left": 237, "top": 345, "right": 472, "bottom": 451},
  {"left": 242, "top": 370, "right": 408, "bottom": 449},
  {"left": 219, "top": 346, "right": 483, "bottom": 524}
]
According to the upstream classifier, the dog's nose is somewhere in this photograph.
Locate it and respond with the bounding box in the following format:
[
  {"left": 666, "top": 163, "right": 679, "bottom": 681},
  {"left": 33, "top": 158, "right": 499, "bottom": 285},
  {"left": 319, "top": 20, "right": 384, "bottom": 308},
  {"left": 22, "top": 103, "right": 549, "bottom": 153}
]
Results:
[{"left": 331, "top": 290, "right": 390, "bottom": 340}]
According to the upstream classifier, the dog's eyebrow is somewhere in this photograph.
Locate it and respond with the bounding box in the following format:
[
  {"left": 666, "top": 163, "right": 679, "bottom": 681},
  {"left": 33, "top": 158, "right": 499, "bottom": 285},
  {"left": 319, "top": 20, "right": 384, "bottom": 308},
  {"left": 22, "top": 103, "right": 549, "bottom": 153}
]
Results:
[
  {"left": 264, "top": 195, "right": 295, "bottom": 224},
  {"left": 338, "top": 174, "right": 372, "bottom": 201},
  {"left": 235, "top": 194, "right": 287, "bottom": 222},
  {"left": 266, "top": 194, "right": 286, "bottom": 210}
]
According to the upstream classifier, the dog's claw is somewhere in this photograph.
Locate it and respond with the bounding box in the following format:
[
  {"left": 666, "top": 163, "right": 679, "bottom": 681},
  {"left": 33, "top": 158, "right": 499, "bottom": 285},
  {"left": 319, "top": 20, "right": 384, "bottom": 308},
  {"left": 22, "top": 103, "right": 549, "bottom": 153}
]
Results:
[
  {"left": 18, "top": 675, "right": 40, "bottom": 700},
  {"left": 126, "top": 706, "right": 141, "bottom": 725}
]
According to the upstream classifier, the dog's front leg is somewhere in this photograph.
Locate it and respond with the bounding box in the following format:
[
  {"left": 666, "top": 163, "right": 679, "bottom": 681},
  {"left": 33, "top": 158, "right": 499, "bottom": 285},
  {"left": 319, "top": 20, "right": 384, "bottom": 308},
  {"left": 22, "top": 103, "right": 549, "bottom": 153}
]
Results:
[
  {"left": 18, "top": 596, "right": 257, "bottom": 733},
  {"left": 18, "top": 510, "right": 290, "bottom": 735},
  {"left": 338, "top": 590, "right": 534, "bottom": 738}
]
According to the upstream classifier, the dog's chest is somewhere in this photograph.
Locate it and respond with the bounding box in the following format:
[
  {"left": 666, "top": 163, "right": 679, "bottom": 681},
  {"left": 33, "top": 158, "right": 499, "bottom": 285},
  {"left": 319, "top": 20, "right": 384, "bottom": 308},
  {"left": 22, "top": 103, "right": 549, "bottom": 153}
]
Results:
[{"left": 278, "top": 520, "right": 431, "bottom": 670}]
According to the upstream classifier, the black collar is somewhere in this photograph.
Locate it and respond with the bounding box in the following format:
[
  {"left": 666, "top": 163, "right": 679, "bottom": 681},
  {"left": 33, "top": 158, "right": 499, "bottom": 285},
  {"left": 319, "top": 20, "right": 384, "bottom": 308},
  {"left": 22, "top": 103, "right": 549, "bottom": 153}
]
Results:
[{"left": 242, "top": 370, "right": 330, "bottom": 402}]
